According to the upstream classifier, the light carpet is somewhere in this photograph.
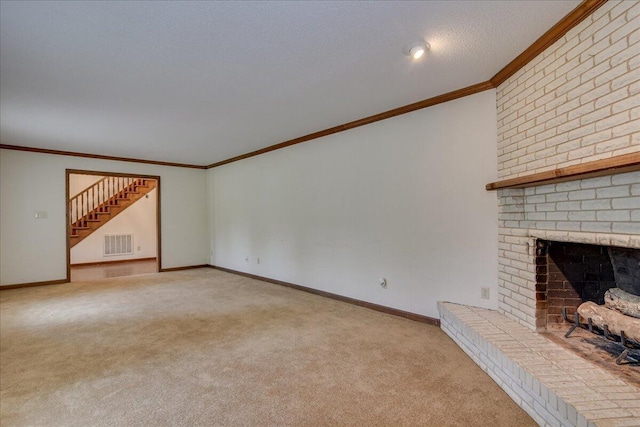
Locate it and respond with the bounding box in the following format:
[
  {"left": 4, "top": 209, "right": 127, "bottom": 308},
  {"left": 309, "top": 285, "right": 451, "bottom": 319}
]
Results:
[{"left": 0, "top": 268, "right": 534, "bottom": 426}]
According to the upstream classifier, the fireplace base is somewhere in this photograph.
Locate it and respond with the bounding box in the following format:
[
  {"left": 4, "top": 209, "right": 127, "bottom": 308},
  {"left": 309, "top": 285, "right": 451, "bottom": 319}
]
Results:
[
  {"left": 439, "top": 302, "right": 640, "bottom": 427},
  {"left": 543, "top": 328, "right": 640, "bottom": 389}
]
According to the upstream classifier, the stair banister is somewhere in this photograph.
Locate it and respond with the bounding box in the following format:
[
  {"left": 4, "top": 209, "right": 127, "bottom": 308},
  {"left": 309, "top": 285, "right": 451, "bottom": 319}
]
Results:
[
  {"left": 69, "top": 177, "right": 156, "bottom": 248},
  {"left": 69, "top": 176, "right": 148, "bottom": 226}
]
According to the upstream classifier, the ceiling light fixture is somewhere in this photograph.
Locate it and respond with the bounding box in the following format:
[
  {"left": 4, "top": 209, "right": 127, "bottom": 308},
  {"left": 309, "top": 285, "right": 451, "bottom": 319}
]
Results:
[{"left": 403, "top": 41, "right": 430, "bottom": 60}]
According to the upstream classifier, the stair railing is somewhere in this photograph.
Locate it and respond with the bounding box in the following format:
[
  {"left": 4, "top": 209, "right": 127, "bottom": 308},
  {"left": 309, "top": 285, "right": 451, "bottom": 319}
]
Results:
[{"left": 69, "top": 176, "right": 140, "bottom": 225}]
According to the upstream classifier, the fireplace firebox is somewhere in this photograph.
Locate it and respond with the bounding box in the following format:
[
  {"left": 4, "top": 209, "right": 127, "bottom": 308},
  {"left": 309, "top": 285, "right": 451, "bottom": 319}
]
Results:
[{"left": 535, "top": 240, "right": 639, "bottom": 330}]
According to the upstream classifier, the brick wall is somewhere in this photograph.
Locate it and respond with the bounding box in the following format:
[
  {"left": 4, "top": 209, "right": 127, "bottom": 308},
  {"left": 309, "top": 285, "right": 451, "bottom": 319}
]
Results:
[
  {"left": 495, "top": 0, "right": 640, "bottom": 330},
  {"left": 522, "top": 172, "right": 639, "bottom": 235},
  {"left": 498, "top": 171, "right": 640, "bottom": 329},
  {"left": 497, "top": 0, "right": 639, "bottom": 180}
]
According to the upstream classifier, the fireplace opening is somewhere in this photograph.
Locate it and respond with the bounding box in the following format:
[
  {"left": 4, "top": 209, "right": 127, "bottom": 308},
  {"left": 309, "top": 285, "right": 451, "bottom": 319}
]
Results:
[
  {"left": 535, "top": 240, "right": 639, "bottom": 330},
  {"left": 535, "top": 239, "right": 640, "bottom": 375}
]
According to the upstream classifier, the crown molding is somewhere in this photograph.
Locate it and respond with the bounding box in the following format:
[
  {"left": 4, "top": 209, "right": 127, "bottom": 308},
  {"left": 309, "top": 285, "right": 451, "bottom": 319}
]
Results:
[
  {"left": 207, "top": 81, "right": 495, "bottom": 168},
  {"left": 1, "top": 1, "right": 606, "bottom": 170},
  {"left": 208, "top": 1, "right": 606, "bottom": 169},
  {"left": 490, "top": 0, "right": 608, "bottom": 87},
  {"left": 0, "top": 143, "right": 207, "bottom": 169}
]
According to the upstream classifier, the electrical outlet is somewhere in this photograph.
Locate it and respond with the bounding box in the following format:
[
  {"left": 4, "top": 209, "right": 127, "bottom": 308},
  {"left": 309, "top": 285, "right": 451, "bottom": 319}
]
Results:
[{"left": 481, "top": 287, "right": 490, "bottom": 299}]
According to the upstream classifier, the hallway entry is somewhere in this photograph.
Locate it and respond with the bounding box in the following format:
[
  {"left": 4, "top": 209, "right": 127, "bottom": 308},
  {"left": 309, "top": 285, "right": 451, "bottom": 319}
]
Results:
[{"left": 67, "top": 170, "right": 160, "bottom": 281}]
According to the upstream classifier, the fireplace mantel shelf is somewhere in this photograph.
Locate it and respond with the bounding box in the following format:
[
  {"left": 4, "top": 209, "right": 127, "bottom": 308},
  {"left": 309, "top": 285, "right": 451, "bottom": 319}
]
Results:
[{"left": 486, "top": 152, "right": 640, "bottom": 190}]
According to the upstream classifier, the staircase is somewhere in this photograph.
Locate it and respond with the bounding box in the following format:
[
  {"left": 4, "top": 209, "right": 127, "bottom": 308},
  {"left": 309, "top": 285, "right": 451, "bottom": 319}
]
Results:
[{"left": 69, "top": 176, "right": 157, "bottom": 248}]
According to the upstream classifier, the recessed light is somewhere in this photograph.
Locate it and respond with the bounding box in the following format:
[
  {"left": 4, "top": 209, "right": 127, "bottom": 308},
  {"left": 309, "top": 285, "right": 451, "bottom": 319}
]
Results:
[{"left": 403, "top": 41, "right": 430, "bottom": 60}]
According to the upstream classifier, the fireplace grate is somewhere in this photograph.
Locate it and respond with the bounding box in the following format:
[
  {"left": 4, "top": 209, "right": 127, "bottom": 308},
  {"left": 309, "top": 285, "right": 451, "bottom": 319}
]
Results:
[{"left": 562, "top": 307, "right": 640, "bottom": 365}]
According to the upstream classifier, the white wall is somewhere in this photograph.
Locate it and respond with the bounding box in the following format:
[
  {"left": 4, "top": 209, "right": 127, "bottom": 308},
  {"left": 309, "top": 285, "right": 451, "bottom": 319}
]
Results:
[
  {"left": 70, "top": 188, "right": 158, "bottom": 264},
  {"left": 0, "top": 149, "right": 209, "bottom": 285},
  {"left": 208, "top": 90, "right": 499, "bottom": 319}
]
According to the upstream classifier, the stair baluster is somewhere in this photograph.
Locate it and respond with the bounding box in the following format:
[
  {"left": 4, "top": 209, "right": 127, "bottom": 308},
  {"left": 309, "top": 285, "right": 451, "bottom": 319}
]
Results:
[{"left": 69, "top": 176, "right": 156, "bottom": 248}]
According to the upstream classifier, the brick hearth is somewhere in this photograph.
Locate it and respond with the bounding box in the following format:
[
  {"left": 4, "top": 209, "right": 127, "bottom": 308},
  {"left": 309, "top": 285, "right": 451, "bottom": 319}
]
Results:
[{"left": 439, "top": 302, "right": 640, "bottom": 427}]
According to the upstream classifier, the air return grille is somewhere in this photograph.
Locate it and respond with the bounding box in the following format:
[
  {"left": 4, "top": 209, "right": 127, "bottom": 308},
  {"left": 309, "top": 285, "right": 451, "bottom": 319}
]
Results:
[{"left": 104, "top": 234, "right": 133, "bottom": 256}]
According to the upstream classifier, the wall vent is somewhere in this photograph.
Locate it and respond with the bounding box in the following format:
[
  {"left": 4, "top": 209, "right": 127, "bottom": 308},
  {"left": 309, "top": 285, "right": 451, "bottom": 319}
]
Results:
[{"left": 104, "top": 234, "right": 133, "bottom": 256}]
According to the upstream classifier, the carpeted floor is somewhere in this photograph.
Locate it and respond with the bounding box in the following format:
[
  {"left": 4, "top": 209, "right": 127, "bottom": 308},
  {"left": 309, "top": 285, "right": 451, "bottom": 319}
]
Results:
[{"left": 0, "top": 269, "right": 535, "bottom": 426}]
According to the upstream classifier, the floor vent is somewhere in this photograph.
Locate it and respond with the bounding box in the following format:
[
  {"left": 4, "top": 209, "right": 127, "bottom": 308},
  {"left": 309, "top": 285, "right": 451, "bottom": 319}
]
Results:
[{"left": 104, "top": 234, "right": 133, "bottom": 256}]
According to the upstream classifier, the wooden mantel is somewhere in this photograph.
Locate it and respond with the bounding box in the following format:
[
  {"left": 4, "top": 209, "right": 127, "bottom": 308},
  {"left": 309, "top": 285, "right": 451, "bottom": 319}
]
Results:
[{"left": 486, "top": 152, "right": 640, "bottom": 190}]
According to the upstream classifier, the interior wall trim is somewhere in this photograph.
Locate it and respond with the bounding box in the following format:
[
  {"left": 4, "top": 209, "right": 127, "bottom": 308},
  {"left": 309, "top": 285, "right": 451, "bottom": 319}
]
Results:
[
  {"left": 0, "top": 279, "right": 68, "bottom": 290},
  {"left": 486, "top": 152, "right": 640, "bottom": 190},
  {"left": 159, "top": 264, "right": 210, "bottom": 272},
  {"left": 210, "top": 265, "right": 441, "bottom": 326},
  {"left": 490, "top": 0, "right": 608, "bottom": 87},
  {"left": 0, "top": 1, "right": 603, "bottom": 171},
  {"left": 0, "top": 264, "right": 205, "bottom": 288},
  {"left": 70, "top": 257, "right": 157, "bottom": 267},
  {"left": 0, "top": 143, "right": 206, "bottom": 170},
  {"left": 206, "top": 82, "right": 494, "bottom": 168},
  {"left": 207, "top": 0, "right": 604, "bottom": 169}
]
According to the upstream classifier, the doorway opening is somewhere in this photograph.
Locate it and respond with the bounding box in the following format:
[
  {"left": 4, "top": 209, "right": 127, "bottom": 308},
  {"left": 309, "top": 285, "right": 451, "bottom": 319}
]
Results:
[{"left": 66, "top": 169, "right": 161, "bottom": 282}]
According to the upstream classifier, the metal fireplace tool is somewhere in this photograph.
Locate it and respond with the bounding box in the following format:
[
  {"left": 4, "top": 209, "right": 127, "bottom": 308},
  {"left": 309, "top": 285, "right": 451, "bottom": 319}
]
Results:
[{"left": 562, "top": 307, "right": 640, "bottom": 365}]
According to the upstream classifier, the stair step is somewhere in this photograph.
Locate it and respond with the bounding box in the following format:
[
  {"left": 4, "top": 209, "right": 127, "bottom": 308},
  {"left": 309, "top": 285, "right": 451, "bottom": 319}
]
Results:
[{"left": 69, "top": 177, "right": 156, "bottom": 248}]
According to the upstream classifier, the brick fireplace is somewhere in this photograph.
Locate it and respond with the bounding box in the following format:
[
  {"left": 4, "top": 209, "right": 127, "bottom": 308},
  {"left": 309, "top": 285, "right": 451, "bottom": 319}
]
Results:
[
  {"left": 494, "top": 0, "right": 639, "bottom": 332},
  {"left": 498, "top": 170, "right": 640, "bottom": 331},
  {"left": 440, "top": 2, "right": 640, "bottom": 425}
]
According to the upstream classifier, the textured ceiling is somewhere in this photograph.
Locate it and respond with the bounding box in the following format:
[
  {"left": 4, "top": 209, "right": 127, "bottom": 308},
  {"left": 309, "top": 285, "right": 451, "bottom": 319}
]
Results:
[{"left": 0, "top": 0, "right": 581, "bottom": 165}]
